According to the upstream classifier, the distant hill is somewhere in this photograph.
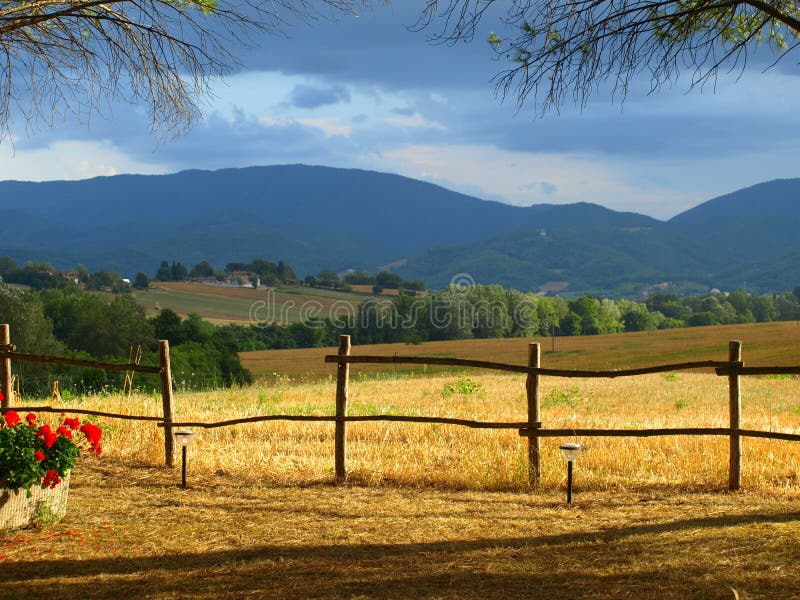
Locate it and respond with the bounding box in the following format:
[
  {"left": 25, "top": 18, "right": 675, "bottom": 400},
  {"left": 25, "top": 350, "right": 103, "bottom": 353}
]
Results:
[
  {"left": 397, "top": 179, "right": 800, "bottom": 296},
  {"left": 0, "top": 166, "right": 798, "bottom": 296},
  {"left": 669, "top": 179, "right": 800, "bottom": 257}
]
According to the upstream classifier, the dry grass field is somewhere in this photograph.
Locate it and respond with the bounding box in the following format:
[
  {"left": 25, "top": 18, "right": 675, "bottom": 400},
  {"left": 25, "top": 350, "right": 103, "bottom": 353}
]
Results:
[
  {"left": 241, "top": 320, "right": 800, "bottom": 381},
  {"left": 2, "top": 326, "right": 800, "bottom": 598},
  {"left": 1, "top": 462, "right": 798, "bottom": 599},
  {"left": 132, "top": 282, "right": 368, "bottom": 324}
]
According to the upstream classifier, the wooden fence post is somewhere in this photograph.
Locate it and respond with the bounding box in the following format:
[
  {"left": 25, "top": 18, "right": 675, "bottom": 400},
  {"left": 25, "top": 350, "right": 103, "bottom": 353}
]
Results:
[
  {"left": 526, "top": 342, "right": 541, "bottom": 484},
  {"left": 1, "top": 324, "right": 11, "bottom": 408},
  {"left": 158, "top": 340, "right": 175, "bottom": 467},
  {"left": 729, "top": 340, "right": 742, "bottom": 491},
  {"left": 335, "top": 334, "right": 351, "bottom": 483}
]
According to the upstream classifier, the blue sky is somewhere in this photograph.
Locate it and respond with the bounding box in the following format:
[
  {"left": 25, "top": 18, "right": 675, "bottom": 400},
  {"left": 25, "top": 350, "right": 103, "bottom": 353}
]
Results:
[{"left": 1, "top": 3, "right": 799, "bottom": 220}]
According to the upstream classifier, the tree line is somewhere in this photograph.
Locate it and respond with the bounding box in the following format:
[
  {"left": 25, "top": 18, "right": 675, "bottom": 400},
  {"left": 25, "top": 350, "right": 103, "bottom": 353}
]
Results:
[
  {"left": 222, "top": 285, "right": 800, "bottom": 351},
  {"left": 152, "top": 258, "right": 297, "bottom": 286},
  {"left": 0, "top": 285, "right": 251, "bottom": 396}
]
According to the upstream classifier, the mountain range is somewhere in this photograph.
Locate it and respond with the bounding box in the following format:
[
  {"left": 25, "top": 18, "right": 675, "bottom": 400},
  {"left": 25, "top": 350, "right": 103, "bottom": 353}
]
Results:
[{"left": 0, "top": 165, "right": 797, "bottom": 297}]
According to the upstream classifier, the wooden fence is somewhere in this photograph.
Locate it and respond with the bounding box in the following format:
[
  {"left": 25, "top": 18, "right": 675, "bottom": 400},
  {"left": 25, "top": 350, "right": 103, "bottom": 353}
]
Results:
[
  {"left": 0, "top": 324, "right": 178, "bottom": 467},
  {"left": 1, "top": 328, "right": 799, "bottom": 490},
  {"left": 321, "top": 336, "right": 800, "bottom": 491}
]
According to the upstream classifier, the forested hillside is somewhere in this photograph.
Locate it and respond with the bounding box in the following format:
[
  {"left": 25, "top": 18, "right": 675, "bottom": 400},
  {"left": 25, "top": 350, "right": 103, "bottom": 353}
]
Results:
[{"left": 1, "top": 166, "right": 799, "bottom": 296}]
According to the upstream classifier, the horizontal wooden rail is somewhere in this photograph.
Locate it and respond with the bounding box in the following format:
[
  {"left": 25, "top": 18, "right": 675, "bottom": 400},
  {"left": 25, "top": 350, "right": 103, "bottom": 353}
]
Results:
[
  {"left": 519, "top": 427, "right": 800, "bottom": 442},
  {"left": 0, "top": 405, "right": 164, "bottom": 422},
  {"left": 159, "top": 415, "right": 543, "bottom": 430},
  {"left": 716, "top": 366, "right": 800, "bottom": 376},
  {"left": 0, "top": 350, "right": 162, "bottom": 374},
  {"left": 325, "top": 355, "right": 528, "bottom": 374},
  {"left": 325, "top": 355, "right": 741, "bottom": 378}
]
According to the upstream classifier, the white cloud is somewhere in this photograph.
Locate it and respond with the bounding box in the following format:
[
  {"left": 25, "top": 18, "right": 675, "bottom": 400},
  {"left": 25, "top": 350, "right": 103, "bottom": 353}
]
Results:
[
  {"left": 296, "top": 118, "right": 352, "bottom": 138},
  {"left": 385, "top": 112, "right": 446, "bottom": 130},
  {"left": 364, "top": 144, "right": 696, "bottom": 219},
  {"left": 0, "top": 140, "right": 166, "bottom": 182}
]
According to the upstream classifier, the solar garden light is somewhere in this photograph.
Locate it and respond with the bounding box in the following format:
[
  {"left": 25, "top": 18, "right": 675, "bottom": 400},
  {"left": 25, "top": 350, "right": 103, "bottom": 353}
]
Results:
[
  {"left": 559, "top": 443, "right": 582, "bottom": 504},
  {"left": 174, "top": 429, "right": 195, "bottom": 489}
]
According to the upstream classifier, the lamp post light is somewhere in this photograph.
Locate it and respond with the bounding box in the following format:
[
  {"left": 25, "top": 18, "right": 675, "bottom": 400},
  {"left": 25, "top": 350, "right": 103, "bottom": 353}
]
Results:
[
  {"left": 559, "top": 442, "right": 582, "bottom": 504},
  {"left": 174, "top": 429, "right": 195, "bottom": 489}
]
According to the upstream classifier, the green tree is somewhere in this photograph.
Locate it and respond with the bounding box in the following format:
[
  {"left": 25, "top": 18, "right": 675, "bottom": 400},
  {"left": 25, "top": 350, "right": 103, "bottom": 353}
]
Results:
[
  {"left": 0, "top": 285, "right": 61, "bottom": 355},
  {"left": 40, "top": 287, "right": 153, "bottom": 358},
  {"left": 597, "top": 299, "right": 624, "bottom": 334},
  {"left": 558, "top": 312, "right": 582, "bottom": 336},
  {"left": 189, "top": 261, "right": 216, "bottom": 278},
  {"left": 315, "top": 270, "right": 340, "bottom": 287},
  {"left": 751, "top": 296, "right": 778, "bottom": 323},
  {"left": 155, "top": 261, "right": 172, "bottom": 282},
  {"left": 276, "top": 260, "right": 296, "bottom": 284},
  {"left": 419, "top": 0, "right": 800, "bottom": 113},
  {"left": 0, "top": 257, "right": 17, "bottom": 277},
  {"left": 622, "top": 303, "right": 656, "bottom": 332},
  {"left": 150, "top": 309, "right": 185, "bottom": 344},
  {"left": 133, "top": 272, "right": 150, "bottom": 290},
  {"left": 569, "top": 296, "right": 601, "bottom": 335},
  {"left": 375, "top": 271, "right": 403, "bottom": 289},
  {"left": 75, "top": 264, "right": 90, "bottom": 285},
  {"left": 171, "top": 261, "right": 188, "bottom": 281}
]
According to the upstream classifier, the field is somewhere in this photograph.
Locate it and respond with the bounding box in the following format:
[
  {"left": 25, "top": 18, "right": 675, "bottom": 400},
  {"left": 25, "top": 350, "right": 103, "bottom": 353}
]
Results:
[
  {"left": 2, "top": 325, "right": 800, "bottom": 598},
  {"left": 241, "top": 320, "right": 800, "bottom": 381},
  {"left": 131, "top": 282, "right": 372, "bottom": 324}
]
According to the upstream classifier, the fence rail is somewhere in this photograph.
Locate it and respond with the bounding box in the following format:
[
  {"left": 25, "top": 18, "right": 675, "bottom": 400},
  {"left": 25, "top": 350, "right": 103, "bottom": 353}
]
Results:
[
  {"left": 159, "top": 416, "right": 541, "bottom": 430},
  {"left": 0, "top": 349, "right": 163, "bottom": 374},
  {"left": 323, "top": 355, "right": 741, "bottom": 378},
  {"left": 2, "top": 326, "right": 799, "bottom": 490},
  {"left": 1, "top": 405, "right": 165, "bottom": 423},
  {"left": 518, "top": 427, "right": 800, "bottom": 443},
  {"left": 0, "top": 324, "right": 177, "bottom": 467},
  {"left": 325, "top": 337, "right": 800, "bottom": 490}
]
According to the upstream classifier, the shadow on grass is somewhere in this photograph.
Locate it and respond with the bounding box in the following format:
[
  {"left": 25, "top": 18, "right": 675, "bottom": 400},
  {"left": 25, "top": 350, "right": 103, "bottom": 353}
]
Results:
[{"left": 1, "top": 510, "right": 797, "bottom": 599}]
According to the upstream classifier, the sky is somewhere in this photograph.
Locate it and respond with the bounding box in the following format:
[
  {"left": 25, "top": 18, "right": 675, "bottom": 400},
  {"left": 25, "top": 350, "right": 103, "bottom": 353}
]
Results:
[{"left": 2, "top": 3, "right": 800, "bottom": 220}]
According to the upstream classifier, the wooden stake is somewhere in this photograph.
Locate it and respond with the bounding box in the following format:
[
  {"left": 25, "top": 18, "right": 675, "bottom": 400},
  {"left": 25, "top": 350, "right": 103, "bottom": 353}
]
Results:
[
  {"left": 526, "top": 342, "right": 541, "bottom": 484},
  {"left": 729, "top": 340, "right": 743, "bottom": 491},
  {"left": 1, "top": 324, "right": 11, "bottom": 407},
  {"left": 335, "top": 334, "right": 351, "bottom": 483},
  {"left": 158, "top": 340, "right": 175, "bottom": 467}
]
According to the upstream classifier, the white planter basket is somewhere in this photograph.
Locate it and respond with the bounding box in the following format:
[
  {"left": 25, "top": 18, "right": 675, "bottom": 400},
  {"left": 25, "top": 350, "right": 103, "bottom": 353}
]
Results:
[{"left": 0, "top": 473, "right": 70, "bottom": 529}]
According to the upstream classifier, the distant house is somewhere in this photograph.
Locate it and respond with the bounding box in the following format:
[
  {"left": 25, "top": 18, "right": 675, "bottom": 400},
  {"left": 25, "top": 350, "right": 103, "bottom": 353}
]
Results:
[
  {"left": 187, "top": 272, "right": 258, "bottom": 288},
  {"left": 57, "top": 271, "right": 80, "bottom": 285}
]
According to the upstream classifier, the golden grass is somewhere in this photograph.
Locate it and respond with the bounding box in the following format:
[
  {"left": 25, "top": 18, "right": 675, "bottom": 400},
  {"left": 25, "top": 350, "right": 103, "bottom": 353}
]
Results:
[
  {"left": 241, "top": 321, "right": 800, "bottom": 380},
  {"left": 24, "top": 369, "right": 800, "bottom": 493},
  {"left": 3, "top": 354, "right": 800, "bottom": 598}
]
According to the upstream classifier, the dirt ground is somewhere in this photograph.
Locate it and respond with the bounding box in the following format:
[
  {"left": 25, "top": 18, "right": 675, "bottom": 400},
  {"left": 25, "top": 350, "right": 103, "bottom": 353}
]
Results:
[{"left": 1, "top": 459, "right": 798, "bottom": 599}]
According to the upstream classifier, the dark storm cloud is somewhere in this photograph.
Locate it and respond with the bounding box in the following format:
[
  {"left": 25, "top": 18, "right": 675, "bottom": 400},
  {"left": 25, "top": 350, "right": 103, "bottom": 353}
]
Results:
[
  {"left": 234, "top": 3, "right": 502, "bottom": 90},
  {"left": 288, "top": 84, "right": 351, "bottom": 108},
  {"left": 9, "top": 0, "right": 800, "bottom": 177}
]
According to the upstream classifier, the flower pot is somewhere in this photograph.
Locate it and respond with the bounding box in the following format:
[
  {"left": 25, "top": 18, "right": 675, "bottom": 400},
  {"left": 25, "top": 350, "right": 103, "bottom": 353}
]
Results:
[{"left": 0, "top": 472, "right": 70, "bottom": 529}]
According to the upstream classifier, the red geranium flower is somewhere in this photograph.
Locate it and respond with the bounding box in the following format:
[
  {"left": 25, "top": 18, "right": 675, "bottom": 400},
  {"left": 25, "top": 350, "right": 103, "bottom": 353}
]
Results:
[
  {"left": 57, "top": 425, "right": 73, "bottom": 439},
  {"left": 79, "top": 423, "right": 102, "bottom": 445},
  {"left": 25, "top": 413, "right": 37, "bottom": 425},
  {"left": 37, "top": 424, "right": 59, "bottom": 449},
  {"left": 3, "top": 410, "right": 20, "bottom": 428},
  {"left": 34, "top": 450, "right": 45, "bottom": 462},
  {"left": 42, "top": 470, "right": 61, "bottom": 489},
  {"left": 63, "top": 417, "right": 80, "bottom": 430}
]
